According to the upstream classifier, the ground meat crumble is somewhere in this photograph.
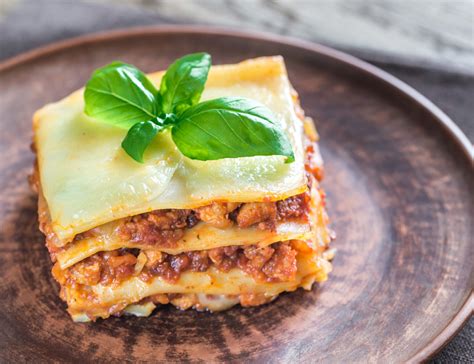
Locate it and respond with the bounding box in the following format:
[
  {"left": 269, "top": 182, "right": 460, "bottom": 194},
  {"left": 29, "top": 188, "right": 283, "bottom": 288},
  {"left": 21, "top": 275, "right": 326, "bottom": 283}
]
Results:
[
  {"left": 117, "top": 190, "right": 311, "bottom": 248},
  {"left": 119, "top": 209, "right": 199, "bottom": 247},
  {"left": 58, "top": 241, "right": 300, "bottom": 288}
]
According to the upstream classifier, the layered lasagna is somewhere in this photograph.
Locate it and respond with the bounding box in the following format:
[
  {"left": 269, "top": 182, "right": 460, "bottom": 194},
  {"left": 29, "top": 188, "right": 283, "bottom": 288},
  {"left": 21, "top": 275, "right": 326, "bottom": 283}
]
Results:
[{"left": 31, "top": 57, "right": 334, "bottom": 322}]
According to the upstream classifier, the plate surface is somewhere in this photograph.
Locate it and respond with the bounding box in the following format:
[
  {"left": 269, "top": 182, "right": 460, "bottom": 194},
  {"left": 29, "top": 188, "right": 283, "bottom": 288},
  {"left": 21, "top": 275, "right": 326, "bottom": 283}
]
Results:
[{"left": 0, "top": 27, "right": 472, "bottom": 363}]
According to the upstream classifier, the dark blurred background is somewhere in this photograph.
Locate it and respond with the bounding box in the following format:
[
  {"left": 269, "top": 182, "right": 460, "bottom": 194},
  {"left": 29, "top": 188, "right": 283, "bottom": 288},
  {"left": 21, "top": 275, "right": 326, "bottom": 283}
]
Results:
[{"left": 0, "top": 0, "right": 472, "bottom": 362}]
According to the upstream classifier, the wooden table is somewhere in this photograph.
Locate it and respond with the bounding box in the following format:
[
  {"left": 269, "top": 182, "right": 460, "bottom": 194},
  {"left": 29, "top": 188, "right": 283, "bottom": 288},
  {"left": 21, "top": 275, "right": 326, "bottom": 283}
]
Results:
[{"left": 1, "top": 0, "right": 473, "bottom": 75}]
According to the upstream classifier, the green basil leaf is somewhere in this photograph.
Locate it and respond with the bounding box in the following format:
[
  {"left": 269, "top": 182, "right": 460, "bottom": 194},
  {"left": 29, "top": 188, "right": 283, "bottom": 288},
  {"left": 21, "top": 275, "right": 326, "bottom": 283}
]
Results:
[
  {"left": 84, "top": 61, "right": 159, "bottom": 129},
  {"left": 160, "top": 53, "right": 211, "bottom": 114},
  {"left": 121, "top": 115, "right": 173, "bottom": 163},
  {"left": 172, "top": 97, "right": 295, "bottom": 163}
]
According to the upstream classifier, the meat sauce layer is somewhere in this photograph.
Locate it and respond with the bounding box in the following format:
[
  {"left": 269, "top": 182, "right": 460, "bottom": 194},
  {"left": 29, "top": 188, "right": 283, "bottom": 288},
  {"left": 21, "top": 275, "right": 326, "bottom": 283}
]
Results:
[
  {"left": 34, "top": 135, "right": 321, "bottom": 256},
  {"left": 117, "top": 191, "right": 311, "bottom": 248},
  {"left": 57, "top": 241, "right": 300, "bottom": 288}
]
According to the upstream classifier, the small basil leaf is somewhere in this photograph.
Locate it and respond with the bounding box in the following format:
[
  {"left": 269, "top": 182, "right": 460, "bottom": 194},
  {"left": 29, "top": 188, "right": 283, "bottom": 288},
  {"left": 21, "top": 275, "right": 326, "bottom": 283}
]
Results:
[
  {"left": 121, "top": 117, "right": 168, "bottom": 163},
  {"left": 172, "top": 97, "right": 295, "bottom": 163},
  {"left": 84, "top": 61, "right": 159, "bottom": 129},
  {"left": 160, "top": 53, "right": 211, "bottom": 114}
]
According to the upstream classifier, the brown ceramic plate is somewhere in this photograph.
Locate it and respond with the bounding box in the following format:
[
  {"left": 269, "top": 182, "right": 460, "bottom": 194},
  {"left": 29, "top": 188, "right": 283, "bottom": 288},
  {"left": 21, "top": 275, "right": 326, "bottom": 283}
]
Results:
[{"left": 0, "top": 27, "right": 472, "bottom": 363}]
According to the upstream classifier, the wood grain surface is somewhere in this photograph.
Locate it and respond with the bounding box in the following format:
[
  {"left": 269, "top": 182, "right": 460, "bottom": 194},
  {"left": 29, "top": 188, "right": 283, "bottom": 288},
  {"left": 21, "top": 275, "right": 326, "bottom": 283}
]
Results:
[
  {"left": 0, "top": 28, "right": 472, "bottom": 363},
  {"left": 3, "top": 0, "right": 472, "bottom": 74}
]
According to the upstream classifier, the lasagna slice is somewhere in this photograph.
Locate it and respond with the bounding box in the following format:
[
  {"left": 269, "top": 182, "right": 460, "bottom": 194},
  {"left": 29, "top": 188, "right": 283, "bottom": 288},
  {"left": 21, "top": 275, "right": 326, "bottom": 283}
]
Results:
[{"left": 32, "top": 57, "right": 334, "bottom": 322}]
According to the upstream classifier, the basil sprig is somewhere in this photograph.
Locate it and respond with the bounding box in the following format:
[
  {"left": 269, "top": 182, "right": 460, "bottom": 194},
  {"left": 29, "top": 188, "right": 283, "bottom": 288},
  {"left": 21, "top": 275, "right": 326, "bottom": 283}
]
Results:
[{"left": 84, "top": 53, "right": 295, "bottom": 163}]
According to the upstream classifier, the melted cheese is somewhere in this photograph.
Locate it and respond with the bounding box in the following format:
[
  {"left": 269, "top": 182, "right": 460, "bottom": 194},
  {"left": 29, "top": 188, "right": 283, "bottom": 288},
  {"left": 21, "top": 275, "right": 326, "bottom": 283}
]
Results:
[{"left": 34, "top": 57, "right": 306, "bottom": 242}]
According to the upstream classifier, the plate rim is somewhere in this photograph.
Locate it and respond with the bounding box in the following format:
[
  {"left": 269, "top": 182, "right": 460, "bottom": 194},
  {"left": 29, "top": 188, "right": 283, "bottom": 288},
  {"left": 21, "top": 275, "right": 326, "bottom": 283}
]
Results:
[{"left": 0, "top": 25, "right": 472, "bottom": 362}]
